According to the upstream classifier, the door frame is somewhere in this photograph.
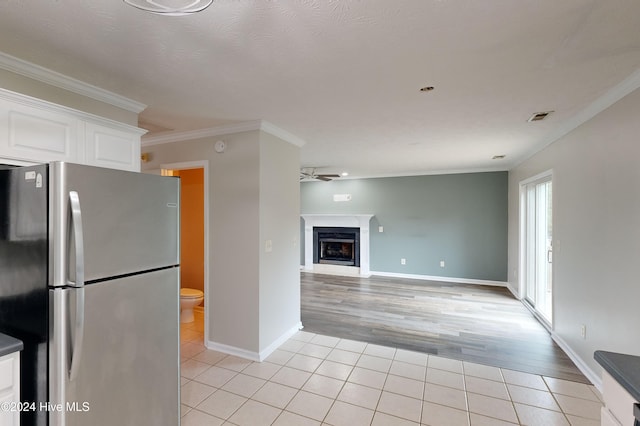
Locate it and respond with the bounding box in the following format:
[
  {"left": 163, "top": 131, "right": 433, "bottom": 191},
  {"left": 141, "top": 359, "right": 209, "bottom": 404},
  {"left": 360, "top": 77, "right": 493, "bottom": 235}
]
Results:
[
  {"left": 160, "top": 160, "right": 210, "bottom": 341},
  {"left": 519, "top": 169, "right": 553, "bottom": 328}
]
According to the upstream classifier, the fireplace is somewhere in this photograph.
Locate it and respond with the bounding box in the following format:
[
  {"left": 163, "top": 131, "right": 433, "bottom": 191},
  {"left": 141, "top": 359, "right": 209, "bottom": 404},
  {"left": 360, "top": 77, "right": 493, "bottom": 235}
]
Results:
[
  {"left": 301, "top": 214, "right": 373, "bottom": 276},
  {"left": 313, "top": 227, "right": 360, "bottom": 267}
]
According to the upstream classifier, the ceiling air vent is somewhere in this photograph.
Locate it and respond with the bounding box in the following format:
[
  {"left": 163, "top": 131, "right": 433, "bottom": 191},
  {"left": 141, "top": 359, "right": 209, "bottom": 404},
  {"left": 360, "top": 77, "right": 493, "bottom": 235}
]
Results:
[{"left": 528, "top": 111, "right": 554, "bottom": 122}]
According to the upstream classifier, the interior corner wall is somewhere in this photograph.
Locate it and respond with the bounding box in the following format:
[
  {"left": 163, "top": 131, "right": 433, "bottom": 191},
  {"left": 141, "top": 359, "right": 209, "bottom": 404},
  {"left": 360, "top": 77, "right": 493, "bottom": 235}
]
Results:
[
  {"left": 507, "top": 87, "right": 640, "bottom": 378},
  {"left": 300, "top": 172, "right": 508, "bottom": 282},
  {"left": 258, "top": 131, "right": 301, "bottom": 353},
  {"left": 141, "top": 131, "right": 261, "bottom": 353},
  {"left": 0, "top": 69, "right": 138, "bottom": 125}
]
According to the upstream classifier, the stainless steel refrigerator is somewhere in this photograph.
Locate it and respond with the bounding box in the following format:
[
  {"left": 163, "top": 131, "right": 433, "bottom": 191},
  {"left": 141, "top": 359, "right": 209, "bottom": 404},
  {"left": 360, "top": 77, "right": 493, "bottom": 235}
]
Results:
[{"left": 0, "top": 162, "right": 180, "bottom": 426}]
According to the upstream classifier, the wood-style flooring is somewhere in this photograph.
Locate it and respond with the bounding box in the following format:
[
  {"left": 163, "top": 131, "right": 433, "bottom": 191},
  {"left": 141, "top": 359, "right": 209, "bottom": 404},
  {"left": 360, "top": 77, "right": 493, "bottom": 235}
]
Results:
[{"left": 300, "top": 272, "right": 589, "bottom": 384}]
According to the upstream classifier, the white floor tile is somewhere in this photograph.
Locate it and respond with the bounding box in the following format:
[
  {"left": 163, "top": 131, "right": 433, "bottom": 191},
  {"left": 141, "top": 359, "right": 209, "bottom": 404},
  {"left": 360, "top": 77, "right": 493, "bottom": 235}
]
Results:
[
  {"left": 554, "top": 394, "right": 602, "bottom": 420},
  {"left": 335, "top": 338, "right": 368, "bottom": 353},
  {"left": 463, "top": 362, "right": 504, "bottom": 382},
  {"left": 421, "top": 401, "right": 469, "bottom": 426},
  {"left": 348, "top": 366, "right": 387, "bottom": 389},
  {"left": 423, "top": 382, "right": 467, "bottom": 411},
  {"left": 513, "top": 403, "right": 570, "bottom": 426},
  {"left": 298, "top": 342, "right": 333, "bottom": 359},
  {"left": 324, "top": 400, "right": 375, "bottom": 426},
  {"left": 192, "top": 365, "right": 237, "bottom": 388},
  {"left": 241, "top": 361, "right": 281, "bottom": 380},
  {"left": 286, "top": 353, "right": 324, "bottom": 372},
  {"left": 390, "top": 360, "right": 427, "bottom": 380},
  {"left": 273, "top": 411, "right": 321, "bottom": 426},
  {"left": 302, "top": 373, "right": 345, "bottom": 398},
  {"left": 337, "top": 381, "right": 382, "bottom": 409},
  {"left": 196, "top": 389, "right": 247, "bottom": 420},
  {"left": 506, "top": 383, "right": 561, "bottom": 411},
  {"left": 377, "top": 391, "right": 422, "bottom": 423},
  {"left": 465, "top": 375, "right": 510, "bottom": 400},
  {"left": 544, "top": 377, "right": 601, "bottom": 402},
  {"left": 383, "top": 374, "right": 424, "bottom": 399},
  {"left": 467, "top": 393, "right": 518, "bottom": 423},
  {"left": 326, "top": 348, "right": 362, "bottom": 365},
  {"left": 316, "top": 360, "right": 354, "bottom": 381},
  {"left": 428, "top": 356, "right": 463, "bottom": 374},
  {"left": 181, "top": 380, "right": 216, "bottom": 407},
  {"left": 363, "top": 343, "right": 396, "bottom": 359},
  {"left": 501, "top": 369, "right": 548, "bottom": 391},
  {"left": 285, "top": 390, "right": 334, "bottom": 421},
  {"left": 426, "top": 367, "right": 465, "bottom": 390},
  {"left": 251, "top": 381, "right": 298, "bottom": 409},
  {"left": 227, "top": 399, "right": 282, "bottom": 426},
  {"left": 356, "top": 354, "right": 393, "bottom": 373},
  {"left": 270, "top": 366, "right": 312, "bottom": 389},
  {"left": 221, "top": 373, "right": 266, "bottom": 398},
  {"left": 371, "top": 411, "right": 420, "bottom": 425},
  {"left": 394, "top": 349, "right": 428, "bottom": 367},
  {"left": 180, "top": 408, "right": 225, "bottom": 426}
]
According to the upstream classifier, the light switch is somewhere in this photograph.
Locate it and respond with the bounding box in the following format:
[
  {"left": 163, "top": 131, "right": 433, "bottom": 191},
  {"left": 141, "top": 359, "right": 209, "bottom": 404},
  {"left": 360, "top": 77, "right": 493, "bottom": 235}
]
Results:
[
  {"left": 265, "top": 240, "right": 273, "bottom": 252},
  {"left": 378, "top": 226, "right": 384, "bottom": 233}
]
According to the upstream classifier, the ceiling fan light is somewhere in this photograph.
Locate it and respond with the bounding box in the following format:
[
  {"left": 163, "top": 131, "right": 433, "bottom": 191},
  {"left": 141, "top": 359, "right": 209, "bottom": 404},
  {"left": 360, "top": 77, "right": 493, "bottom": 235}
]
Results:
[{"left": 123, "top": 0, "right": 213, "bottom": 16}]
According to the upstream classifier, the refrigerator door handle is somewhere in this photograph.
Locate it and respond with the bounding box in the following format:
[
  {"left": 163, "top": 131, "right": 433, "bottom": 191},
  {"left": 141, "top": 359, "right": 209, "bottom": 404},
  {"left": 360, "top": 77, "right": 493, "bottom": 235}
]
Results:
[{"left": 68, "top": 191, "right": 85, "bottom": 381}]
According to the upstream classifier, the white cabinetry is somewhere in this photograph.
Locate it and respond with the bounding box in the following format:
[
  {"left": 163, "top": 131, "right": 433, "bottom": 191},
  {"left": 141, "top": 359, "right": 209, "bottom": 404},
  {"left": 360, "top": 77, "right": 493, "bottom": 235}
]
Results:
[
  {"left": 84, "top": 122, "right": 141, "bottom": 171},
  {"left": 0, "top": 88, "right": 145, "bottom": 171},
  {"left": 601, "top": 370, "right": 638, "bottom": 426},
  {"left": 0, "top": 351, "right": 20, "bottom": 426}
]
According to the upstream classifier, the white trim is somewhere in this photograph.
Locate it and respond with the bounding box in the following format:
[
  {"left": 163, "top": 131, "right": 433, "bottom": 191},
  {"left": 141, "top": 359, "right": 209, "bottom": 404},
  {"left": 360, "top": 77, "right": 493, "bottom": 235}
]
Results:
[
  {"left": 160, "top": 160, "right": 210, "bottom": 347},
  {"left": 369, "top": 270, "right": 508, "bottom": 287},
  {"left": 258, "top": 323, "right": 304, "bottom": 361},
  {"left": 301, "top": 214, "right": 374, "bottom": 276},
  {"left": 205, "top": 340, "right": 261, "bottom": 362},
  {"left": 141, "top": 120, "right": 307, "bottom": 147},
  {"left": 0, "top": 87, "right": 146, "bottom": 135},
  {"left": 515, "top": 68, "right": 640, "bottom": 168},
  {"left": 205, "top": 322, "right": 303, "bottom": 362},
  {"left": 551, "top": 332, "right": 602, "bottom": 391},
  {"left": 0, "top": 51, "right": 146, "bottom": 113}
]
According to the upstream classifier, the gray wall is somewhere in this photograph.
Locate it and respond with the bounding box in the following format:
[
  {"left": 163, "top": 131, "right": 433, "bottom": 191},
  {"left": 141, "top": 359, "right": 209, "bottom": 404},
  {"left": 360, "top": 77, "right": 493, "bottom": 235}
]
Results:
[
  {"left": 301, "top": 172, "right": 508, "bottom": 282},
  {"left": 508, "top": 87, "right": 640, "bottom": 380}
]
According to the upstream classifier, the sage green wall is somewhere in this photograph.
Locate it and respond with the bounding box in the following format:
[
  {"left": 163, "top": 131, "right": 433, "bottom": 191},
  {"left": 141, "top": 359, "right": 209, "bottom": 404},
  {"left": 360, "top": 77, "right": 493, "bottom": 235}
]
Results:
[{"left": 301, "top": 172, "right": 508, "bottom": 282}]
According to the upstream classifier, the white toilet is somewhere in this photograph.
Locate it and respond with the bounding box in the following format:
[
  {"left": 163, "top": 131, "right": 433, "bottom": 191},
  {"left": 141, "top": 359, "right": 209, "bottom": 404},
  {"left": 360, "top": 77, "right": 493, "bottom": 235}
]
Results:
[{"left": 180, "top": 288, "right": 204, "bottom": 323}]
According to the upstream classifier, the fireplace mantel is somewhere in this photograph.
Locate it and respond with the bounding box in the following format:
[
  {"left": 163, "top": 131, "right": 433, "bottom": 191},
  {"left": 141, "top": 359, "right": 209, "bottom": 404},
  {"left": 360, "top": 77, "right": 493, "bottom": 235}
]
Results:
[{"left": 301, "top": 214, "right": 374, "bottom": 276}]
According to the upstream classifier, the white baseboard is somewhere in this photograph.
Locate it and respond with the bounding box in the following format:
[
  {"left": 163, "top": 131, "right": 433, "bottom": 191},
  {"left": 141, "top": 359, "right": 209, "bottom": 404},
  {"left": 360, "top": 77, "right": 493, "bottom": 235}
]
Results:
[
  {"left": 369, "top": 270, "right": 508, "bottom": 287},
  {"left": 205, "top": 322, "right": 303, "bottom": 362},
  {"left": 551, "top": 332, "right": 602, "bottom": 391},
  {"left": 258, "top": 322, "right": 303, "bottom": 361}
]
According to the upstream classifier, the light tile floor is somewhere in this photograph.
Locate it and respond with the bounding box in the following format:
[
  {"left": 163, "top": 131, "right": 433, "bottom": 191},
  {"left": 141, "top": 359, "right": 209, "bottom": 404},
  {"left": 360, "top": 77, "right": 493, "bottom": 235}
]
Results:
[{"left": 180, "top": 311, "right": 602, "bottom": 426}]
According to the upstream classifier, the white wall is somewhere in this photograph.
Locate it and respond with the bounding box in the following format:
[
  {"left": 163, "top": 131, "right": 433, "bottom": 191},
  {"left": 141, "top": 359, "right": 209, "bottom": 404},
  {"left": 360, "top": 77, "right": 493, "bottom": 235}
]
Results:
[
  {"left": 508, "top": 87, "right": 640, "bottom": 382},
  {"left": 258, "top": 132, "right": 301, "bottom": 353},
  {"left": 142, "top": 129, "right": 301, "bottom": 358}
]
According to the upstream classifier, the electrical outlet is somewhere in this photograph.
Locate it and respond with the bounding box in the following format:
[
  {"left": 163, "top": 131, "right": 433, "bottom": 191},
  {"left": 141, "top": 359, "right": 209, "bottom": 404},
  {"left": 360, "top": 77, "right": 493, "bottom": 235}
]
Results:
[
  {"left": 580, "top": 324, "right": 586, "bottom": 339},
  {"left": 401, "top": 258, "right": 406, "bottom": 265},
  {"left": 379, "top": 226, "right": 384, "bottom": 233},
  {"left": 440, "top": 260, "right": 445, "bottom": 268}
]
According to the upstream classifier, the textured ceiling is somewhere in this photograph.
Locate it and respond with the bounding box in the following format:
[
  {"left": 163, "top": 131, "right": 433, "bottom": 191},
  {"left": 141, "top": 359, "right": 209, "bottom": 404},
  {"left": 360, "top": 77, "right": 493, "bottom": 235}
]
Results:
[{"left": 0, "top": 0, "right": 639, "bottom": 178}]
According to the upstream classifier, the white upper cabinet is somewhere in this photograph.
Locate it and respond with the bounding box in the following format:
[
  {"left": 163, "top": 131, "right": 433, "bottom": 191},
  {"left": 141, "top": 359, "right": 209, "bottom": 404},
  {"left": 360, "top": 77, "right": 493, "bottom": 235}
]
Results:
[
  {"left": 84, "top": 122, "right": 141, "bottom": 172},
  {"left": 0, "top": 89, "right": 145, "bottom": 171}
]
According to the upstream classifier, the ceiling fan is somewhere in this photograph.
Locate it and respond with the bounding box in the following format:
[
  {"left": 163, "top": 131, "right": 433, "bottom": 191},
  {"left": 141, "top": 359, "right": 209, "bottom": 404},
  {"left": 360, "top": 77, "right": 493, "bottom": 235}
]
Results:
[{"left": 300, "top": 168, "right": 341, "bottom": 182}]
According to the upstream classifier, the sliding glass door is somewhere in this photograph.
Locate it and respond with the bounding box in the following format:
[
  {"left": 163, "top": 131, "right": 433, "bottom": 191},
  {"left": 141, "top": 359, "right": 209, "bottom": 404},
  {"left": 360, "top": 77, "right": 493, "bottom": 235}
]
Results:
[{"left": 522, "top": 173, "right": 553, "bottom": 325}]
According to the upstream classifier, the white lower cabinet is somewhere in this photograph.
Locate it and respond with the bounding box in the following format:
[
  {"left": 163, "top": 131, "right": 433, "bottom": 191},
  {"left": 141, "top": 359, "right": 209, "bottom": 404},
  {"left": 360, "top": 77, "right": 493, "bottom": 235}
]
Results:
[
  {"left": 0, "top": 351, "right": 20, "bottom": 426},
  {"left": 602, "top": 370, "right": 637, "bottom": 426}
]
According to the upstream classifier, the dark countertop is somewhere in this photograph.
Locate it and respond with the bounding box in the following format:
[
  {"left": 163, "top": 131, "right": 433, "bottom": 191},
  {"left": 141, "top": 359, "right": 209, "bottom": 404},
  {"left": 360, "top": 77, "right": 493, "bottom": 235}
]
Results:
[
  {"left": 595, "top": 350, "right": 640, "bottom": 402},
  {"left": 0, "top": 333, "right": 23, "bottom": 357}
]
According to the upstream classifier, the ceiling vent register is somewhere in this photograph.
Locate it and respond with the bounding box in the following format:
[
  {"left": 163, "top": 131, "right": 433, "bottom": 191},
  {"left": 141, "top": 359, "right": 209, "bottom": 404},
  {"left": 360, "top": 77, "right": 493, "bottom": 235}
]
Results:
[{"left": 123, "top": 0, "right": 213, "bottom": 16}]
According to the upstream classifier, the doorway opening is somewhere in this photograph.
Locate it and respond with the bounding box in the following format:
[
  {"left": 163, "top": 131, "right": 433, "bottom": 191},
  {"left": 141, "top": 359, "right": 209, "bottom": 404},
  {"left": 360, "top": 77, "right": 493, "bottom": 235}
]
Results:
[
  {"left": 161, "top": 161, "right": 209, "bottom": 340},
  {"left": 520, "top": 171, "right": 553, "bottom": 326}
]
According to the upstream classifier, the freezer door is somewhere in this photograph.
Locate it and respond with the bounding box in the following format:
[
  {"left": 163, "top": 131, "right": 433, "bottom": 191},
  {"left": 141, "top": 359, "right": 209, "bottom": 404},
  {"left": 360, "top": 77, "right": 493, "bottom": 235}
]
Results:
[
  {"left": 49, "top": 268, "right": 180, "bottom": 426},
  {"left": 49, "top": 162, "right": 179, "bottom": 286}
]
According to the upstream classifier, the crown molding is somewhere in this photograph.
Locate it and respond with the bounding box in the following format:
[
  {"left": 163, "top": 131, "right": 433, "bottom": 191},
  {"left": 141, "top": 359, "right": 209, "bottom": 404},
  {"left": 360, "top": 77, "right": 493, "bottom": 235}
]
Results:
[
  {"left": 516, "top": 68, "right": 640, "bottom": 168},
  {"left": 141, "top": 120, "right": 307, "bottom": 147},
  {"left": 0, "top": 51, "right": 147, "bottom": 113}
]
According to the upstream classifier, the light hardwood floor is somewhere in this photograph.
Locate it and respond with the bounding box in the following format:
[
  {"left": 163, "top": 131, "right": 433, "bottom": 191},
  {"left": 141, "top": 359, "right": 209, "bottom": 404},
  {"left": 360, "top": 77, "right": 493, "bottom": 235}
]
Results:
[{"left": 300, "top": 272, "right": 589, "bottom": 384}]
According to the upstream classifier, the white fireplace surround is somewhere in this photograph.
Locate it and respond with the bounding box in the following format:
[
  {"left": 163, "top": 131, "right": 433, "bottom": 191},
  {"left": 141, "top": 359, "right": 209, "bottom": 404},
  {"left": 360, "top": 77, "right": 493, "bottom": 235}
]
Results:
[{"left": 301, "top": 214, "right": 374, "bottom": 276}]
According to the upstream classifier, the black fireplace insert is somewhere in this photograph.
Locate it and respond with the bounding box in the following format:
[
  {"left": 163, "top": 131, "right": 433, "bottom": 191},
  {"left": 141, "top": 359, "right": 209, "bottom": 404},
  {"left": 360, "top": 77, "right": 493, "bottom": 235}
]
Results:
[{"left": 313, "top": 227, "right": 360, "bottom": 267}]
